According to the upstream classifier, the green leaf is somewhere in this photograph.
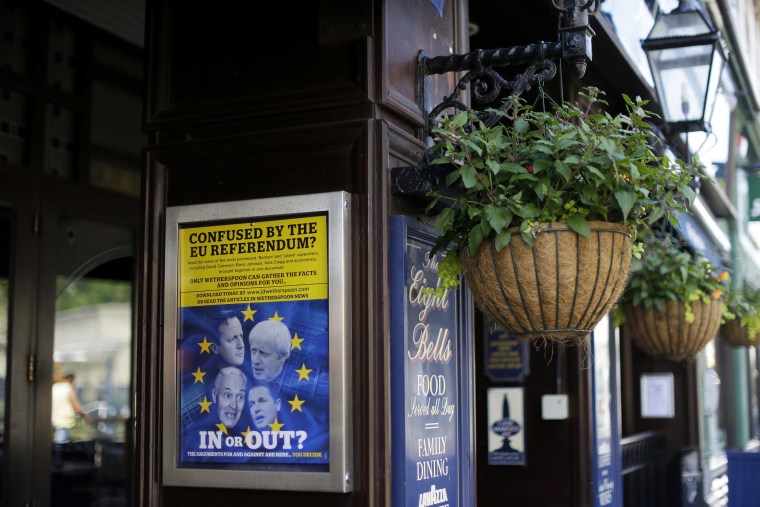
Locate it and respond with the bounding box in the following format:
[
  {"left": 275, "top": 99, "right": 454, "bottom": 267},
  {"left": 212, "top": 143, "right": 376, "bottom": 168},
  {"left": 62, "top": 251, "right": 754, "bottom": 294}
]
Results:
[
  {"left": 613, "top": 189, "right": 635, "bottom": 221},
  {"left": 679, "top": 183, "right": 697, "bottom": 205},
  {"left": 554, "top": 160, "right": 572, "bottom": 181},
  {"left": 445, "top": 169, "right": 461, "bottom": 187},
  {"left": 535, "top": 181, "right": 546, "bottom": 200},
  {"left": 514, "top": 118, "right": 529, "bottom": 133},
  {"left": 468, "top": 226, "right": 485, "bottom": 256},
  {"left": 486, "top": 159, "right": 501, "bottom": 174},
  {"left": 518, "top": 219, "right": 535, "bottom": 246},
  {"left": 485, "top": 205, "right": 512, "bottom": 233},
  {"left": 460, "top": 164, "right": 478, "bottom": 188},
  {"left": 461, "top": 139, "right": 482, "bottom": 156},
  {"left": 502, "top": 162, "right": 527, "bottom": 174},
  {"left": 449, "top": 111, "right": 468, "bottom": 128},
  {"left": 494, "top": 230, "right": 512, "bottom": 251},
  {"left": 480, "top": 216, "right": 493, "bottom": 238},
  {"left": 566, "top": 214, "right": 591, "bottom": 237},
  {"left": 434, "top": 206, "right": 455, "bottom": 232},
  {"left": 647, "top": 206, "right": 664, "bottom": 224},
  {"left": 586, "top": 165, "right": 606, "bottom": 181},
  {"left": 516, "top": 203, "right": 540, "bottom": 219}
]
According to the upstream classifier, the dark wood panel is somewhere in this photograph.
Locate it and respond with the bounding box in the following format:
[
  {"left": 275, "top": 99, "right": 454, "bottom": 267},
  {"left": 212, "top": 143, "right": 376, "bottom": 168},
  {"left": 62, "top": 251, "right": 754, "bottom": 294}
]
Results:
[
  {"left": 145, "top": 0, "right": 372, "bottom": 128},
  {"left": 474, "top": 332, "right": 593, "bottom": 506},
  {"left": 148, "top": 120, "right": 366, "bottom": 207},
  {"left": 380, "top": 0, "right": 467, "bottom": 125}
]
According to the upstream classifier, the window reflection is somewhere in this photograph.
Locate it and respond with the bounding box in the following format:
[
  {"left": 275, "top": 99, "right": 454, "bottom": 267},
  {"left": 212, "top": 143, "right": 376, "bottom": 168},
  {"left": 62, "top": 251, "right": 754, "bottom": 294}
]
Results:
[{"left": 51, "top": 274, "right": 132, "bottom": 506}]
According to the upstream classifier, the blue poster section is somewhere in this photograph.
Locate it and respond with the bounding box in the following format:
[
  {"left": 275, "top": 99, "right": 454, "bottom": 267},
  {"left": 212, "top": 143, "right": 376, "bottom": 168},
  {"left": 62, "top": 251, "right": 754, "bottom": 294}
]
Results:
[
  {"left": 591, "top": 319, "right": 623, "bottom": 507},
  {"left": 390, "top": 216, "right": 473, "bottom": 507},
  {"left": 177, "top": 300, "right": 329, "bottom": 472}
]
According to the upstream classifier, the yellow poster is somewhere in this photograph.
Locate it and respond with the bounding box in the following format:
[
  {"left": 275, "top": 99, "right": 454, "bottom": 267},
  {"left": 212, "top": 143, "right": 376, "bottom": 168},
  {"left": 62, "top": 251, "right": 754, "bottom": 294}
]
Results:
[{"left": 178, "top": 214, "right": 328, "bottom": 308}]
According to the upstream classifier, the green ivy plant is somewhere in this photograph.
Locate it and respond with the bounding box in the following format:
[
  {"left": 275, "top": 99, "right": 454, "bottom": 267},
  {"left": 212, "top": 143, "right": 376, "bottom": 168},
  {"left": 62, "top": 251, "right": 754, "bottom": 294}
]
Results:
[
  {"left": 622, "top": 230, "right": 729, "bottom": 324},
  {"left": 724, "top": 285, "right": 760, "bottom": 342},
  {"left": 426, "top": 87, "right": 701, "bottom": 289}
]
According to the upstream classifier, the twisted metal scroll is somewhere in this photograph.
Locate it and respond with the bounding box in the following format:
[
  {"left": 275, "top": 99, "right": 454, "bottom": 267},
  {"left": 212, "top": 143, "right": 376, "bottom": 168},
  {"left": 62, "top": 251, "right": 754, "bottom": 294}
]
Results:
[{"left": 427, "top": 59, "right": 557, "bottom": 133}]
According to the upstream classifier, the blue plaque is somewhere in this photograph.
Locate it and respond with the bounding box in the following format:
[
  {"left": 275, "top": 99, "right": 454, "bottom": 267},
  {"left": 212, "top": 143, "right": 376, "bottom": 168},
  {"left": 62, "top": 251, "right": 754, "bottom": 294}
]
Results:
[
  {"left": 484, "top": 321, "right": 528, "bottom": 382},
  {"left": 390, "top": 216, "right": 474, "bottom": 507},
  {"left": 591, "top": 317, "right": 623, "bottom": 507}
]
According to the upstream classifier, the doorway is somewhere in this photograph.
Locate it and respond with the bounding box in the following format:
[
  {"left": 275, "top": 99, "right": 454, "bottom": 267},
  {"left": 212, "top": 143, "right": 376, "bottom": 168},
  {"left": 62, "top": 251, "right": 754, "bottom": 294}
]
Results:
[
  {"left": 1, "top": 178, "right": 138, "bottom": 506},
  {"left": 1, "top": 2, "right": 144, "bottom": 503}
]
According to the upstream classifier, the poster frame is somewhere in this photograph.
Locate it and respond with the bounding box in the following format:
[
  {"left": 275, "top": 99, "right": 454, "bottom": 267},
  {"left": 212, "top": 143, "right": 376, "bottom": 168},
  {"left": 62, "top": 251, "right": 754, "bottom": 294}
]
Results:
[{"left": 161, "top": 191, "right": 352, "bottom": 492}]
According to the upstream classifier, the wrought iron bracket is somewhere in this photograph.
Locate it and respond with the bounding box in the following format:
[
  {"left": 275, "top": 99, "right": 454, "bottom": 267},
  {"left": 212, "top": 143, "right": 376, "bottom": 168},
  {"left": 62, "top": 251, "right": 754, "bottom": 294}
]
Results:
[{"left": 393, "top": 0, "right": 599, "bottom": 198}]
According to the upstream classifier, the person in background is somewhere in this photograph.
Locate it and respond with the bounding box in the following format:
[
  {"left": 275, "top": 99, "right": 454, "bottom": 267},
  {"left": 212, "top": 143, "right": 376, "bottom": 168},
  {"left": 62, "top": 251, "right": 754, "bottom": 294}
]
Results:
[{"left": 52, "top": 373, "right": 89, "bottom": 444}]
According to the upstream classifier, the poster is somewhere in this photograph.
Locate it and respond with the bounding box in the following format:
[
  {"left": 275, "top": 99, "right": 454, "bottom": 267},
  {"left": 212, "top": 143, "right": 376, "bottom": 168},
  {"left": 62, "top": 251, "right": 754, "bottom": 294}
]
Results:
[
  {"left": 487, "top": 387, "right": 525, "bottom": 466},
  {"left": 163, "top": 192, "right": 352, "bottom": 492},
  {"left": 390, "top": 216, "right": 474, "bottom": 507},
  {"left": 176, "top": 214, "right": 329, "bottom": 470}
]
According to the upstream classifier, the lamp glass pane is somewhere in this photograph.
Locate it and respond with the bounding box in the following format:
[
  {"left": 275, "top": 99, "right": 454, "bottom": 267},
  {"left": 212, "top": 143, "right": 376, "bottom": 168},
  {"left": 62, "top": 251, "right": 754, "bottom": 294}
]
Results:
[
  {"left": 702, "top": 46, "right": 725, "bottom": 128},
  {"left": 649, "top": 11, "right": 712, "bottom": 38},
  {"left": 647, "top": 44, "right": 712, "bottom": 123}
]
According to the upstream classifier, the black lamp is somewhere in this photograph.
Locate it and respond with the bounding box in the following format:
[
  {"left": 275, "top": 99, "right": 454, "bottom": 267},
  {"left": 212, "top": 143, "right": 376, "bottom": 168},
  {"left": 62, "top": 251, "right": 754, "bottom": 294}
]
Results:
[{"left": 641, "top": 0, "right": 727, "bottom": 134}]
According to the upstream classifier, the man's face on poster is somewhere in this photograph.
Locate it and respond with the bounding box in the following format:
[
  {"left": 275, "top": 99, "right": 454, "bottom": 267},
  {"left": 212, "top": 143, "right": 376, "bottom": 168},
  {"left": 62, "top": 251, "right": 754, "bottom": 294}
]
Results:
[
  {"left": 249, "top": 335, "right": 286, "bottom": 381},
  {"left": 248, "top": 385, "right": 281, "bottom": 430},
  {"left": 215, "top": 317, "right": 245, "bottom": 366},
  {"left": 213, "top": 369, "right": 246, "bottom": 428}
]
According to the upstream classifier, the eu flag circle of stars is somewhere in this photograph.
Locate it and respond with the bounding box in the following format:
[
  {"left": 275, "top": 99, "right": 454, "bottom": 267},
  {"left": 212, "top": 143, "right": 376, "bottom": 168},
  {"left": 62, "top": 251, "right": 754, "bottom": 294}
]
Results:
[{"left": 191, "top": 305, "right": 312, "bottom": 437}]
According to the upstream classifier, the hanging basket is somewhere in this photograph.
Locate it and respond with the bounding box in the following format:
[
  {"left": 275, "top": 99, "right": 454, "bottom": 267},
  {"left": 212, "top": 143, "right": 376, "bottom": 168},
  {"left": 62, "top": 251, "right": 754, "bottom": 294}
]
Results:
[
  {"left": 460, "top": 221, "right": 632, "bottom": 342},
  {"left": 624, "top": 299, "right": 722, "bottom": 361},
  {"left": 721, "top": 319, "right": 759, "bottom": 348}
]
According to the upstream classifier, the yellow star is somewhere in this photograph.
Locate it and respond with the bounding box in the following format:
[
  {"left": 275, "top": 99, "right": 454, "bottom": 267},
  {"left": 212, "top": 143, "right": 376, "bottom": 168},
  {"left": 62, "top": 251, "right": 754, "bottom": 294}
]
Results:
[
  {"left": 216, "top": 423, "right": 228, "bottom": 435},
  {"left": 198, "top": 396, "right": 212, "bottom": 414},
  {"left": 268, "top": 417, "right": 284, "bottom": 432},
  {"left": 288, "top": 394, "right": 305, "bottom": 412},
  {"left": 241, "top": 426, "right": 252, "bottom": 438},
  {"left": 296, "top": 363, "right": 312, "bottom": 381},
  {"left": 198, "top": 337, "right": 213, "bottom": 354},
  {"left": 241, "top": 304, "right": 257, "bottom": 322},
  {"left": 192, "top": 366, "right": 207, "bottom": 384},
  {"left": 291, "top": 333, "right": 304, "bottom": 350},
  {"left": 269, "top": 311, "right": 284, "bottom": 322}
]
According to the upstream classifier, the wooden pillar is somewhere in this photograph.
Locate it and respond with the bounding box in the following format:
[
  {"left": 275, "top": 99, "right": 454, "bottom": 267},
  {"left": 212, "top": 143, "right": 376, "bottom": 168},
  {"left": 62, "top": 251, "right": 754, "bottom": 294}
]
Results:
[{"left": 136, "top": 1, "right": 467, "bottom": 505}]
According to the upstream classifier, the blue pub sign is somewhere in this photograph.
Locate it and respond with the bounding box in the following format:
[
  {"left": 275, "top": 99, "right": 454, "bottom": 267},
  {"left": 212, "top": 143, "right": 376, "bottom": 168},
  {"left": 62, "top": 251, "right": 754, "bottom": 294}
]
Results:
[{"left": 390, "top": 216, "right": 474, "bottom": 507}]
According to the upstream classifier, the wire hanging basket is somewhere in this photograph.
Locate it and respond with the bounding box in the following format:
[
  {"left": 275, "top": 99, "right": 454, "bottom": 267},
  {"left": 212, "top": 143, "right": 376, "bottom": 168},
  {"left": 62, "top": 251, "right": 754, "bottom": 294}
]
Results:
[
  {"left": 460, "top": 221, "right": 632, "bottom": 342},
  {"left": 624, "top": 299, "right": 722, "bottom": 361},
  {"left": 721, "top": 319, "right": 759, "bottom": 348}
]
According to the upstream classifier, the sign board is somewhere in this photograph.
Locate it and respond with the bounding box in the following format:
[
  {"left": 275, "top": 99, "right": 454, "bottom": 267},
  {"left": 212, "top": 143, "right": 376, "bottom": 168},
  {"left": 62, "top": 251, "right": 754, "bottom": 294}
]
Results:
[
  {"left": 390, "top": 216, "right": 474, "bottom": 507},
  {"left": 640, "top": 373, "right": 675, "bottom": 419},
  {"left": 487, "top": 387, "right": 526, "bottom": 465},
  {"left": 591, "top": 318, "right": 623, "bottom": 507},
  {"left": 748, "top": 174, "right": 760, "bottom": 221},
  {"left": 162, "top": 192, "right": 352, "bottom": 492},
  {"left": 483, "top": 322, "right": 528, "bottom": 382}
]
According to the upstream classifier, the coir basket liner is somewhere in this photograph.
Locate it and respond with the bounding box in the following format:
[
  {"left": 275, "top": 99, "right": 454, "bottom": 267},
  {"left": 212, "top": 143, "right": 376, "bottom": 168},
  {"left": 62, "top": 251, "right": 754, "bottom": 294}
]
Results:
[
  {"left": 624, "top": 299, "right": 722, "bottom": 361},
  {"left": 721, "top": 319, "right": 759, "bottom": 348},
  {"left": 460, "top": 221, "right": 632, "bottom": 342}
]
